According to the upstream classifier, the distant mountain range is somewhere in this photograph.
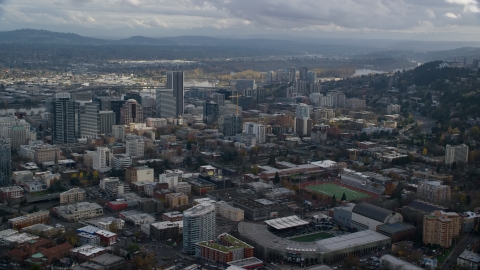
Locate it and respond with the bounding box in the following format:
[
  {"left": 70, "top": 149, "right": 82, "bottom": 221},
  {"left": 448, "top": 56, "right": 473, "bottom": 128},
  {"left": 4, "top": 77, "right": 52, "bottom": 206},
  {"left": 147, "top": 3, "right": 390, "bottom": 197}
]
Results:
[{"left": 2, "top": 29, "right": 480, "bottom": 61}]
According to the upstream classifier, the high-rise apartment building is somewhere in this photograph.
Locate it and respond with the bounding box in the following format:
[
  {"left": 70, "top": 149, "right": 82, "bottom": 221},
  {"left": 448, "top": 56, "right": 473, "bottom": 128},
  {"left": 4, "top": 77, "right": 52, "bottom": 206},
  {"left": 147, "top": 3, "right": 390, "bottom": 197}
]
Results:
[
  {"left": 120, "top": 99, "right": 143, "bottom": 125},
  {"left": 243, "top": 122, "right": 266, "bottom": 144},
  {"left": 156, "top": 89, "right": 177, "bottom": 118},
  {"left": 295, "top": 81, "right": 308, "bottom": 95},
  {"left": 125, "top": 135, "right": 145, "bottom": 159},
  {"left": 423, "top": 211, "right": 461, "bottom": 248},
  {"left": 112, "top": 125, "right": 126, "bottom": 142},
  {"left": 203, "top": 102, "right": 219, "bottom": 125},
  {"left": 386, "top": 104, "right": 401, "bottom": 114},
  {"left": 295, "top": 117, "right": 312, "bottom": 137},
  {"left": 296, "top": 103, "right": 310, "bottom": 119},
  {"left": 445, "top": 144, "right": 469, "bottom": 165},
  {"left": 93, "top": 147, "right": 113, "bottom": 173},
  {"left": 0, "top": 138, "right": 11, "bottom": 186},
  {"left": 256, "top": 88, "right": 266, "bottom": 103},
  {"left": 99, "top": 111, "right": 115, "bottom": 134},
  {"left": 417, "top": 181, "right": 451, "bottom": 203},
  {"left": 11, "top": 125, "right": 27, "bottom": 150},
  {"left": 306, "top": 71, "right": 317, "bottom": 84},
  {"left": 81, "top": 102, "right": 101, "bottom": 138},
  {"left": 299, "top": 67, "right": 308, "bottom": 81},
  {"left": 183, "top": 202, "right": 216, "bottom": 254},
  {"left": 166, "top": 71, "right": 185, "bottom": 117},
  {"left": 212, "top": 93, "right": 225, "bottom": 106},
  {"left": 52, "top": 93, "right": 79, "bottom": 144},
  {"left": 346, "top": 98, "right": 367, "bottom": 110},
  {"left": 219, "top": 114, "right": 243, "bottom": 136}
]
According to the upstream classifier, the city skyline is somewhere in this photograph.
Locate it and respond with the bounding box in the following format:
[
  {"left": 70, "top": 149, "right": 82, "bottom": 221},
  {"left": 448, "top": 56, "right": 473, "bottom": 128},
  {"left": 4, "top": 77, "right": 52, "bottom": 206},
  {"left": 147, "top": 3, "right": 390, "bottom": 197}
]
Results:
[{"left": 1, "top": 0, "right": 480, "bottom": 41}]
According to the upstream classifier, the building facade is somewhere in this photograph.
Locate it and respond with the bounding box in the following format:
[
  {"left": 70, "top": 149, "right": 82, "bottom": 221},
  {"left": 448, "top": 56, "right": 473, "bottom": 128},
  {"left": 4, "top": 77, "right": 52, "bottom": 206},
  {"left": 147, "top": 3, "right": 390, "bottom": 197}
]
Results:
[
  {"left": 60, "top": 187, "right": 86, "bottom": 204},
  {"left": 417, "top": 181, "right": 451, "bottom": 203},
  {"left": 183, "top": 203, "right": 216, "bottom": 254},
  {"left": 8, "top": 210, "right": 50, "bottom": 230},
  {"left": 120, "top": 99, "right": 144, "bottom": 125},
  {"left": 445, "top": 144, "right": 469, "bottom": 165},
  {"left": 423, "top": 211, "right": 461, "bottom": 248},
  {"left": 52, "top": 93, "right": 79, "bottom": 144}
]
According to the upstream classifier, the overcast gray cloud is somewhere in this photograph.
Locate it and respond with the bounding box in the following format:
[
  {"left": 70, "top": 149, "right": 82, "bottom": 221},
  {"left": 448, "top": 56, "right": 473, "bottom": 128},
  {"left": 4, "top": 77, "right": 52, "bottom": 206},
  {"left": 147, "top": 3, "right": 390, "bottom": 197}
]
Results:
[{"left": 0, "top": 0, "right": 479, "bottom": 40}]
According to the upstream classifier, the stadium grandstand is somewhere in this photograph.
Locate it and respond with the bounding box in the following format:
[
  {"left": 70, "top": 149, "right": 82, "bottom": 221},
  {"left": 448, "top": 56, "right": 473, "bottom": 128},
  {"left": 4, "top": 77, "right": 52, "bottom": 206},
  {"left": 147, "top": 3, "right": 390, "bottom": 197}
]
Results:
[
  {"left": 339, "top": 171, "right": 385, "bottom": 194},
  {"left": 265, "top": 215, "right": 329, "bottom": 238}
]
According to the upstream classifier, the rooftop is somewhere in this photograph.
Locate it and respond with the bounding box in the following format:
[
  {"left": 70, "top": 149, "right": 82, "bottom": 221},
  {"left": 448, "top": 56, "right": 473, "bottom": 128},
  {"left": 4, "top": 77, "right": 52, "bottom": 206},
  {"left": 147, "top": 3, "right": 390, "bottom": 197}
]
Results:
[
  {"left": 184, "top": 202, "right": 215, "bottom": 218},
  {"left": 197, "top": 233, "right": 252, "bottom": 253},
  {"left": 150, "top": 221, "right": 181, "bottom": 230},
  {"left": 78, "top": 232, "right": 100, "bottom": 239},
  {"left": 265, "top": 215, "right": 310, "bottom": 230},
  {"left": 227, "top": 257, "right": 263, "bottom": 268},
  {"left": 89, "top": 253, "right": 124, "bottom": 266},
  {"left": 459, "top": 250, "right": 480, "bottom": 263},
  {"left": 60, "top": 187, "right": 86, "bottom": 195},
  {"left": 71, "top": 245, "right": 106, "bottom": 256}
]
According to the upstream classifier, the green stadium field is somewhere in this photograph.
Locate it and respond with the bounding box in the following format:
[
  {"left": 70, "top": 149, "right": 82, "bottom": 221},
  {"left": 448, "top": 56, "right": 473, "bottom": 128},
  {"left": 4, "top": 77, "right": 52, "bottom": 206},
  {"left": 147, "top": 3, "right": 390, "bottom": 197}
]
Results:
[
  {"left": 306, "top": 183, "right": 370, "bottom": 200},
  {"left": 290, "top": 232, "right": 334, "bottom": 242}
]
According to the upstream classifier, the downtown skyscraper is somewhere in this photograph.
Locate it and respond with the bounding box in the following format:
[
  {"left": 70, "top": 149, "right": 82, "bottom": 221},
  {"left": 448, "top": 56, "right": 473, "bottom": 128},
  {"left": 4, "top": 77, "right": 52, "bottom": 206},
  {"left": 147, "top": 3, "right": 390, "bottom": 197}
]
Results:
[
  {"left": 0, "top": 138, "right": 11, "bottom": 186},
  {"left": 52, "top": 93, "right": 79, "bottom": 144},
  {"left": 156, "top": 71, "right": 184, "bottom": 118}
]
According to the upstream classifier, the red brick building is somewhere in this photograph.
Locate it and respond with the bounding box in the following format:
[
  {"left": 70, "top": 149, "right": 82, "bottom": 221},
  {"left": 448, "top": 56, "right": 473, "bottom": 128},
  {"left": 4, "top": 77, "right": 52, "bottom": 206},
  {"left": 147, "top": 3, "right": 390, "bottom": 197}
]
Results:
[
  {"left": 95, "top": 230, "right": 118, "bottom": 246},
  {"left": 0, "top": 186, "right": 24, "bottom": 202},
  {"left": 106, "top": 201, "right": 128, "bottom": 212},
  {"left": 196, "top": 233, "right": 254, "bottom": 264}
]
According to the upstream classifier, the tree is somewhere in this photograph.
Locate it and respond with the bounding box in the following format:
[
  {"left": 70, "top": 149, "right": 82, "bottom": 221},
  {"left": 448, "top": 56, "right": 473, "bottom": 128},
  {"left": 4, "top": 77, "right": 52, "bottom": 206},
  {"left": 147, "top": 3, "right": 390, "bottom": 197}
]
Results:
[
  {"left": 32, "top": 205, "right": 39, "bottom": 213},
  {"left": 331, "top": 195, "right": 336, "bottom": 207},
  {"left": 109, "top": 221, "right": 118, "bottom": 233},
  {"left": 467, "top": 194, "right": 472, "bottom": 205},
  {"left": 251, "top": 164, "right": 259, "bottom": 175},
  {"left": 341, "top": 192, "right": 346, "bottom": 201},
  {"left": 422, "top": 148, "right": 428, "bottom": 155},
  {"left": 163, "top": 159, "right": 171, "bottom": 170},
  {"left": 64, "top": 230, "right": 79, "bottom": 245},
  {"left": 30, "top": 265, "right": 41, "bottom": 270},
  {"left": 274, "top": 172, "right": 280, "bottom": 184},
  {"left": 186, "top": 141, "right": 192, "bottom": 150},
  {"left": 92, "top": 171, "right": 99, "bottom": 179},
  {"left": 127, "top": 243, "right": 140, "bottom": 253},
  {"left": 79, "top": 172, "right": 84, "bottom": 179},
  {"left": 472, "top": 126, "right": 480, "bottom": 138},
  {"left": 184, "top": 156, "right": 193, "bottom": 167}
]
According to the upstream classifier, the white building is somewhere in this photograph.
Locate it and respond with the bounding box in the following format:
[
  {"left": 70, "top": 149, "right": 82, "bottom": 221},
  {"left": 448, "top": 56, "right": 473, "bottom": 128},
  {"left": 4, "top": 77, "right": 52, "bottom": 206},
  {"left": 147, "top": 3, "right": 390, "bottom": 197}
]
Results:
[
  {"left": 113, "top": 154, "right": 132, "bottom": 169},
  {"left": 457, "top": 250, "right": 480, "bottom": 270},
  {"left": 445, "top": 144, "right": 469, "bottom": 165},
  {"left": 159, "top": 170, "right": 181, "bottom": 188},
  {"left": 126, "top": 135, "right": 145, "bottom": 159},
  {"left": 243, "top": 122, "right": 266, "bottom": 144},
  {"left": 120, "top": 210, "right": 156, "bottom": 226},
  {"left": 92, "top": 147, "right": 113, "bottom": 173},
  {"left": 112, "top": 125, "right": 126, "bottom": 142},
  {"left": 295, "top": 103, "right": 310, "bottom": 119},
  {"left": 386, "top": 104, "right": 401, "bottom": 114},
  {"left": 183, "top": 202, "right": 216, "bottom": 254},
  {"left": 52, "top": 202, "right": 104, "bottom": 222},
  {"left": 84, "top": 216, "right": 125, "bottom": 231},
  {"left": 100, "top": 177, "right": 120, "bottom": 190}
]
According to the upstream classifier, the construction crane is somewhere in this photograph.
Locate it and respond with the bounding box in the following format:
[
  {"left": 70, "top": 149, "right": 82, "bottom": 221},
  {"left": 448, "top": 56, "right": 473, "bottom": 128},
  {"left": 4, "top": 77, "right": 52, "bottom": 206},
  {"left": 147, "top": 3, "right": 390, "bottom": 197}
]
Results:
[{"left": 229, "top": 94, "right": 242, "bottom": 116}]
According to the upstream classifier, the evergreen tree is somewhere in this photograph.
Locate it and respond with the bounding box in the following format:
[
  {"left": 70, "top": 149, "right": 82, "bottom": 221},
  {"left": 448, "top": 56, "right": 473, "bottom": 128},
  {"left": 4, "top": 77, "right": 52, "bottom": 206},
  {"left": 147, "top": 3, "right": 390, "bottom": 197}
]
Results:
[
  {"left": 331, "top": 195, "right": 336, "bottom": 207},
  {"left": 467, "top": 195, "right": 472, "bottom": 205},
  {"left": 341, "top": 192, "right": 346, "bottom": 201},
  {"left": 274, "top": 172, "right": 280, "bottom": 184}
]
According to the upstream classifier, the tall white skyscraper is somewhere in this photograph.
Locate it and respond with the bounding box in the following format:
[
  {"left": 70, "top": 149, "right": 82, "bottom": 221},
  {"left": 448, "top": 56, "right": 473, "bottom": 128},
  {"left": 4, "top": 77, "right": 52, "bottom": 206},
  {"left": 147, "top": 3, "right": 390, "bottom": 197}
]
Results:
[{"left": 183, "top": 202, "right": 216, "bottom": 254}]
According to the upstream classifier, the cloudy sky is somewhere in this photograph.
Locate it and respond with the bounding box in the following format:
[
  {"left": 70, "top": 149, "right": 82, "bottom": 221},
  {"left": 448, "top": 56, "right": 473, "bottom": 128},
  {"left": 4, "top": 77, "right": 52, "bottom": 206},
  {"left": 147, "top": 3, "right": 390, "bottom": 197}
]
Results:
[{"left": 0, "top": 0, "right": 480, "bottom": 40}]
